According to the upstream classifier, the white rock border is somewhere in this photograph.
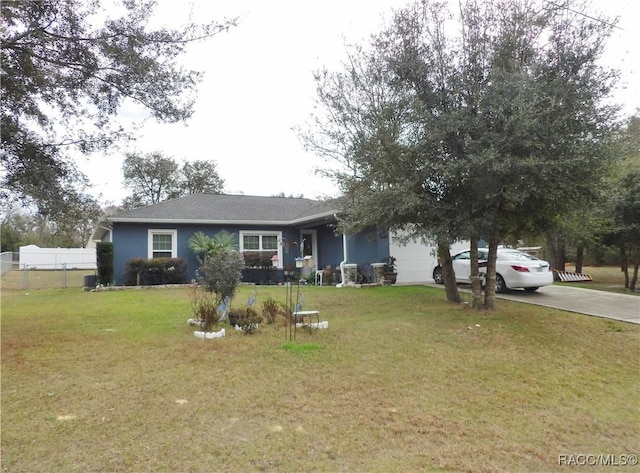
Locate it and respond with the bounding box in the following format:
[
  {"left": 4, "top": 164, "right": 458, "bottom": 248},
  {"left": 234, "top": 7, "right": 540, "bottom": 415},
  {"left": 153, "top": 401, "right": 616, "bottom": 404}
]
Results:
[
  {"left": 295, "top": 321, "right": 329, "bottom": 329},
  {"left": 193, "top": 328, "right": 226, "bottom": 339}
]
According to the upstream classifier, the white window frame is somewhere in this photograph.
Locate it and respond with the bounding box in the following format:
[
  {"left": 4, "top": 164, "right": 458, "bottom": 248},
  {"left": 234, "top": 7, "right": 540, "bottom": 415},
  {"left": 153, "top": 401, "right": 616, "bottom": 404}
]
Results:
[
  {"left": 239, "top": 230, "right": 282, "bottom": 268},
  {"left": 148, "top": 229, "right": 178, "bottom": 259}
]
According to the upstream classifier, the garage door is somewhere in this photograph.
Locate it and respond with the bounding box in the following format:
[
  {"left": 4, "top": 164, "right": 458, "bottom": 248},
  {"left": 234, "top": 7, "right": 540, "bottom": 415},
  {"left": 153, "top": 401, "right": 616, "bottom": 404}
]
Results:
[{"left": 390, "top": 233, "right": 468, "bottom": 284}]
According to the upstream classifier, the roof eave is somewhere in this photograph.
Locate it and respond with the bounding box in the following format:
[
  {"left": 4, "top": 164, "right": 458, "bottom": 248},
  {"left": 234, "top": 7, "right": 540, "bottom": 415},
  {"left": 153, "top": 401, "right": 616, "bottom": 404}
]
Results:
[
  {"left": 111, "top": 209, "right": 339, "bottom": 227},
  {"left": 91, "top": 222, "right": 111, "bottom": 242},
  {"left": 288, "top": 210, "right": 338, "bottom": 225}
]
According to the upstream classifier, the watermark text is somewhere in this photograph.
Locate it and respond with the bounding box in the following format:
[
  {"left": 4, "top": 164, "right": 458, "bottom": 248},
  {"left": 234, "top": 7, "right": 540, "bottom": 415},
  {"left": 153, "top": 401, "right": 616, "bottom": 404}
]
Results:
[{"left": 558, "top": 454, "right": 638, "bottom": 467}]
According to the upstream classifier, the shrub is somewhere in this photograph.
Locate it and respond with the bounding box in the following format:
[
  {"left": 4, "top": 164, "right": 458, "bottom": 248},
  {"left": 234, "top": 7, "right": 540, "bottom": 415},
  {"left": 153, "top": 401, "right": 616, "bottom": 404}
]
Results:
[
  {"left": 241, "top": 268, "right": 281, "bottom": 285},
  {"left": 199, "top": 250, "right": 244, "bottom": 301},
  {"left": 229, "top": 307, "right": 262, "bottom": 334},
  {"left": 189, "top": 285, "right": 219, "bottom": 331},
  {"left": 242, "top": 251, "right": 281, "bottom": 284},
  {"left": 243, "top": 251, "right": 276, "bottom": 268},
  {"left": 305, "top": 271, "right": 317, "bottom": 285},
  {"left": 123, "top": 257, "right": 188, "bottom": 286},
  {"left": 96, "top": 242, "right": 113, "bottom": 285},
  {"left": 261, "top": 296, "right": 281, "bottom": 324}
]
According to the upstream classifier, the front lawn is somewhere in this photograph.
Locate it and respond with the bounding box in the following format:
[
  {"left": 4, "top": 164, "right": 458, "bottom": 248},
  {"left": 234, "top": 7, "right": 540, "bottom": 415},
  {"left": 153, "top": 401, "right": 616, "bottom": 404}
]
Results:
[{"left": 2, "top": 285, "right": 638, "bottom": 472}]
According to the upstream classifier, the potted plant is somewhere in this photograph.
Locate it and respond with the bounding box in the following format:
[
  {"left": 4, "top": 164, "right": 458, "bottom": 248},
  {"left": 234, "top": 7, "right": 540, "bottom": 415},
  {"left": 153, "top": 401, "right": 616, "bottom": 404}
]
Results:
[{"left": 383, "top": 256, "right": 398, "bottom": 285}]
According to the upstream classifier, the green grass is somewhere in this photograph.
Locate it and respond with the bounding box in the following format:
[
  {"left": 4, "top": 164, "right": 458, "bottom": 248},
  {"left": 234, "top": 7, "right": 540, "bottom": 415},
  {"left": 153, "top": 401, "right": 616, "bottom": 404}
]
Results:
[
  {"left": 2, "top": 285, "right": 638, "bottom": 472},
  {"left": 281, "top": 341, "right": 326, "bottom": 353}
]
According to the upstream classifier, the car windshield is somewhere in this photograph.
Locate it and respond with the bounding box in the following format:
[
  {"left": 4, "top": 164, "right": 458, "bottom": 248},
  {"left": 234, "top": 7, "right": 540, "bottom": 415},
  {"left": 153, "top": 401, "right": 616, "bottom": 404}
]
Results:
[
  {"left": 455, "top": 250, "right": 489, "bottom": 260},
  {"left": 498, "top": 251, "right": 540, "bottom": 261}
]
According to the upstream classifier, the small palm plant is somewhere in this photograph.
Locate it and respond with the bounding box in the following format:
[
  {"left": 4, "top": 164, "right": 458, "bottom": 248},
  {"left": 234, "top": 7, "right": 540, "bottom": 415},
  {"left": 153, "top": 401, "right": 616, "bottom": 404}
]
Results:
[
  {"left": 188, "top": 230, "right": 243, "bottom": 304},
  {"left": 188, "top": 230, "right": 238, "bottom": 263}
]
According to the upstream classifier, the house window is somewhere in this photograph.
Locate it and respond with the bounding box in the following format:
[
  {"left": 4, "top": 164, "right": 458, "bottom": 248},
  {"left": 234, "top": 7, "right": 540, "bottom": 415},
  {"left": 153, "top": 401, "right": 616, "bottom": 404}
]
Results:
[
  {"left": 262, "top": 235, "right": 278, "bottom": 250},
  {"left": 148, "top": 229, "right": 178, "bottom": 258},
  {"left": 239, "top": 231, "right": 282, "bottom": 266},
  {"left": 243, "top": 235, "right": 260, "bottom": 250},
  {"left": 240, "top": 232, "right": 281, "bottom": 252}
]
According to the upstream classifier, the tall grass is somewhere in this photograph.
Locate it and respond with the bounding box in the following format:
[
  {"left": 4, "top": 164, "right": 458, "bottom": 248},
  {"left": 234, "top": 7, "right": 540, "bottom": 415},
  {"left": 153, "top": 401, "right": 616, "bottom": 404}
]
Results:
[{"left": 2, "top": 285, "right": 638, "bottom": 472}]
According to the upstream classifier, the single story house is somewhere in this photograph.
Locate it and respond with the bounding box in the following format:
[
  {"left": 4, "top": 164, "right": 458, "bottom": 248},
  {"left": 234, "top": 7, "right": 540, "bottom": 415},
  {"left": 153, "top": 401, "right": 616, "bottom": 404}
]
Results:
[
  {"left": 92, "top": 193, "right": 470, "bottom": 286},
  {"left": 91, "top": 193, "right": 394, "bottom": 286}
]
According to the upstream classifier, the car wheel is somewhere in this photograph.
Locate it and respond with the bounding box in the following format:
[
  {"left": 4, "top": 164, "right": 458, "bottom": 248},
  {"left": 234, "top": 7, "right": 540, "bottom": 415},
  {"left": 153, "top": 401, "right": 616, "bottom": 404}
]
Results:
[
  {"left": 433, "top": 266, "right": 444, "bottom": 284},
  {"left": 524, "top": 287, "right": 539, "bottom": 292},
  {"left": 495, "top": 274, "right": 507, "bottom": 293}
]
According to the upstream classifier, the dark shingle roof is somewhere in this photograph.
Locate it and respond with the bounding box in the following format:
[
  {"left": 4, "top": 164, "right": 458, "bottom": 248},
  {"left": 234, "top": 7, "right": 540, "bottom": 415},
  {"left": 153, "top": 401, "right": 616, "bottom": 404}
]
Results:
[{"left": 109, "top": 194, "right": 338, "bottom": 225}]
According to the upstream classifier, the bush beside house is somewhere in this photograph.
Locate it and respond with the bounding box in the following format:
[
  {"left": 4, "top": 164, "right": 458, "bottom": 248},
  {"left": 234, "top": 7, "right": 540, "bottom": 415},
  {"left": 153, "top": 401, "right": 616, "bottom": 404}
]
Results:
[
  {"left": 242, "top": 251, "right": 281, "bottom": 284},
  {"left": 96, "top": 242, "right": 113, "bottom": 285},
  {"left": 123, "top": 257, "right": 188, "bottom": 286}
]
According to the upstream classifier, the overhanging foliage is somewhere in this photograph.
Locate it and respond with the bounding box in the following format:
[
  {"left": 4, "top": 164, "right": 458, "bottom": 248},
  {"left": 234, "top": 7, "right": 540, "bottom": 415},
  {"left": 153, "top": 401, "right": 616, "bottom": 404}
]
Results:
[
  {"left": 301, "top": 0, "right": 621, "bottom": 308},
  {"left": 1, "top": 0, "right": 235, "bottom": 213}
]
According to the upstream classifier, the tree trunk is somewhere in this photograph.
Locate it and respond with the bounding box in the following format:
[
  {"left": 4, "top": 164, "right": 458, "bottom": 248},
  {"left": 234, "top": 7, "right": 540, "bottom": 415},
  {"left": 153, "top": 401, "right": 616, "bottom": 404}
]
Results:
[
  {"left": 469, "top": 237, "right": 483, "bottom": 309},
  {"left": 630, "top": 247, "right": 639, "bottom": 292},
  {"left": 546, "top": 234, "right": 566, "bottom": 271},
  {"left": 555, "top": 241, "right": 566, "bottom": 271},
  {"left": 483, "top": 236, "right": 500, "bottom": 311},
  {"left": 437, "top": 238, "right": 461, "bottom": 303},
  {"left": 575, "top": 245, "right": 584, "bottom": 273},
  {"left": 620, "top": 246, "right": 630, "bottom": 289}
]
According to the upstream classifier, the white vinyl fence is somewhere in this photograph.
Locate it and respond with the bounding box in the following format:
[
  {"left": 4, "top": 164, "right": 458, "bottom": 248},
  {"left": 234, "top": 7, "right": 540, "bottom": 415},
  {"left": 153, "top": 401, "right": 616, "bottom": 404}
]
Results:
[
  {"left": 1, "top": 246, "right": 97, "bottom": 290},
  {"left": 19, "top": 245, "right": 96, "bottom": 270},
  {"left": 1, "top": 251, "right": 17, "bottom": 275}
]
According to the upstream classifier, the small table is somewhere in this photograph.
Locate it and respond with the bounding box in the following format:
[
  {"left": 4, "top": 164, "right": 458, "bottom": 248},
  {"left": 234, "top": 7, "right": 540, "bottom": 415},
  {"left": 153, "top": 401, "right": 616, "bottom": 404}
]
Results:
[{"left": 293, "top": 309, "right": 320, "bottom": 328}]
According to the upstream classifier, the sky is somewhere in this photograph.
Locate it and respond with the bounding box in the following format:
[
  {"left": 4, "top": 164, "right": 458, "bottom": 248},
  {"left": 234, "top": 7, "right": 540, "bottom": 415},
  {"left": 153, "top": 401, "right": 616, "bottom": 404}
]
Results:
[{"left": 77, "top": 0, "right": 640, "bottom": 207}]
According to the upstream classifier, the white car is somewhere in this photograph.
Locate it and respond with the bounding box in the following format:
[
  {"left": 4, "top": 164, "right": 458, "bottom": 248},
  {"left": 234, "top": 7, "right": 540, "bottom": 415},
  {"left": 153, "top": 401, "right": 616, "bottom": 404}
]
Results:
[{"left": 432, "top": 248, "right": 554, "bottom": 293}]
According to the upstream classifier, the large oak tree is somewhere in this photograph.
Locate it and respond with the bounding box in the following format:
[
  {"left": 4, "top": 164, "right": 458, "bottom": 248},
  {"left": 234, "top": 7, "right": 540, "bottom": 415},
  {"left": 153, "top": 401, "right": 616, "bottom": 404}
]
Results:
[
  {"left": 1, "top": 0, "right": 235, "bottom": 215},
  {"left": 302, "top": 0, "right": 620, "bottom": 308}
]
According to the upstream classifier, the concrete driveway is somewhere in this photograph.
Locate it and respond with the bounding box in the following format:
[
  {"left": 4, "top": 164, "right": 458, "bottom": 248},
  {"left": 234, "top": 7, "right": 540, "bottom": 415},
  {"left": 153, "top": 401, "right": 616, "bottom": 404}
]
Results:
[
  {"left": 428, "top": 283, "right": 639, "bottom": 324},
  {"left": 495, "top": 285, "right": 639, "bottom": 324}
]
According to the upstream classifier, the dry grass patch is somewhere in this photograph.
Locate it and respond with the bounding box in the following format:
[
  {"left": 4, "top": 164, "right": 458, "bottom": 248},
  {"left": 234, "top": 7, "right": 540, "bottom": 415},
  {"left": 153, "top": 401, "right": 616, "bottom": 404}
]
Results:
[
  {"left": 2, "top": 285, "right": 638, "bottom": 472},
  {"left": 563, "top": 265, "right": 639, "bottom": 295}
]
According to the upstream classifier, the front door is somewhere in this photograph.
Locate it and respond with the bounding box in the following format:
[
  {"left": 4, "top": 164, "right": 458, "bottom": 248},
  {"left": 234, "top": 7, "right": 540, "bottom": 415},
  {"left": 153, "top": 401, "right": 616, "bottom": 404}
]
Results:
[{"left": 300, "top": 230, "right": 318, "bottom": 270}]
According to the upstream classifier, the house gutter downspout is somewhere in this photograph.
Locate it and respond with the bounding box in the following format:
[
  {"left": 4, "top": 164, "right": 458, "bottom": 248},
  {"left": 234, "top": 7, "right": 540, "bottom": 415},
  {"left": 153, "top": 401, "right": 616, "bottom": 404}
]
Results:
[
  {"left": 100, "top": 225, "right": 112, "bottom": 242},
  {"left": 336, "top": 232, "right": 348, "bottom": 288}
]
